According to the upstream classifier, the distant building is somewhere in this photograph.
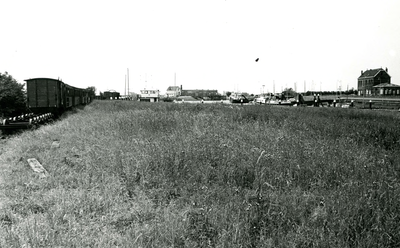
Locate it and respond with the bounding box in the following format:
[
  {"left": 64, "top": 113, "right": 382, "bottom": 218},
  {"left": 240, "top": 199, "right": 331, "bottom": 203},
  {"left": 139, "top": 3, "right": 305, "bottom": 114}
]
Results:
[
  {"left": 120, "top": 92, "right": 137, "bottom": 100},
  {"left": 139, "top": 89, "right": 160, "bottom": 102},
  {"left": 103, "top": 91, "right": 120, "bottom": 100},
  {"left": 181, "top": 88, "right": 219, "bottom": 99},
  {"left": 165, "top": 85, "right": 181, "bottom": 97},
  {"left": 373, "top": 83, "right": 400, "bottom": 96},
  {"left": 358, "top": 68, "right": 391, "bottom": 96}
]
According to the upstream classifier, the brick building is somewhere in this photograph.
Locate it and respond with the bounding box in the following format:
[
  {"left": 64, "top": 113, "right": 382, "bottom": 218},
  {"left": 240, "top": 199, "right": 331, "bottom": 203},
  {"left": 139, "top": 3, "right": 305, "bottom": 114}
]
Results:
[
  {"left": 373, "top": 83, "right": 400, "bottom": 96},
  {"left": 357, "top": 68, "right": 391, "bottom": 96}
]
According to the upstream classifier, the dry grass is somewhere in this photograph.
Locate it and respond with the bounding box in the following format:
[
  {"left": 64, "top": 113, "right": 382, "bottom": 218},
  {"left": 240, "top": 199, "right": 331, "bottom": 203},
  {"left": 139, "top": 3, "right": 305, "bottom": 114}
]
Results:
[{"left": 1, "top": 100, "right": 400, "bottom": 247}]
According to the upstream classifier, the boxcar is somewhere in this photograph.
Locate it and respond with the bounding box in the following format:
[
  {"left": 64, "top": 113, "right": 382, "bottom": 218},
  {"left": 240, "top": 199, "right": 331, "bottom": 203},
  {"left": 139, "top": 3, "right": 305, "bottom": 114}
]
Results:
[{"left": 25, "top": 78, "right": 91, "bottom": 115}]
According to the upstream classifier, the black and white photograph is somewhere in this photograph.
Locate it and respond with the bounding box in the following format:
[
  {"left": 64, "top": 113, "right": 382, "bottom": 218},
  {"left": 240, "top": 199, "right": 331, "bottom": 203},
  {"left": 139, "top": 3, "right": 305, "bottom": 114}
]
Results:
[{"left": 1, "top": 0, "right": 400, "bottom": 247}]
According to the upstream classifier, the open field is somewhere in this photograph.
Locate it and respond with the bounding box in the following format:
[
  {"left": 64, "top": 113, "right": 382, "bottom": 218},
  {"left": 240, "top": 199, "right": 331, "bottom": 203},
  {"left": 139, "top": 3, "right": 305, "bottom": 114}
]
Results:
[{"left": 1, "top": 101, "right": 400, "bottom": 247}]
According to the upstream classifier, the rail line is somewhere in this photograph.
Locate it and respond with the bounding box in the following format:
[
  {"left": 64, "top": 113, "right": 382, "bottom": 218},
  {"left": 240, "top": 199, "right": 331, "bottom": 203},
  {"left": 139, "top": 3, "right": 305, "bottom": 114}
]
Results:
[{"left": 0, "top": 113, "right": 54, "bottom": 131}]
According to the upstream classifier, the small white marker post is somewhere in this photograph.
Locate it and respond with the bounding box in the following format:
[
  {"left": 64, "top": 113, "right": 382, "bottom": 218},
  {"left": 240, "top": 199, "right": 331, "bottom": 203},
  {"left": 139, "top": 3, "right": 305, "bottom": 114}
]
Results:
[
  {"left": 51, "top": 141, "right": 60, "bottom": 149},
  {"left": 27, "top": 158, "right": 48, "bottom": 178}
]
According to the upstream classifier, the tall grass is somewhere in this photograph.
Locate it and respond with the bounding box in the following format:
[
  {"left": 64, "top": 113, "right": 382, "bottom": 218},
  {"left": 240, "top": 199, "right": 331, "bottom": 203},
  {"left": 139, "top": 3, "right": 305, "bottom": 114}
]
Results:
[{"left": 1, "top": 100, "right": 399, "bottom": 247}]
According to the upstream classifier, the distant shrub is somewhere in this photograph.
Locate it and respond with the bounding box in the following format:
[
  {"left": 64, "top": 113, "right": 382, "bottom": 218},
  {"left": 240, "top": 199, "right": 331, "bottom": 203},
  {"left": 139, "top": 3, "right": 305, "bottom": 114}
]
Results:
[{"left": 0, "top": 72, "right": 26, "bottom": 117}]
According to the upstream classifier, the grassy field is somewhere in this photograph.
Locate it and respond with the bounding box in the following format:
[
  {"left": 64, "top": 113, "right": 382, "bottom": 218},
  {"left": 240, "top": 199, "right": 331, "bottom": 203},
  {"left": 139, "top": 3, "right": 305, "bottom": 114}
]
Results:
[{"left": 1, "top": 101, "right": 400, "bottom": 247}]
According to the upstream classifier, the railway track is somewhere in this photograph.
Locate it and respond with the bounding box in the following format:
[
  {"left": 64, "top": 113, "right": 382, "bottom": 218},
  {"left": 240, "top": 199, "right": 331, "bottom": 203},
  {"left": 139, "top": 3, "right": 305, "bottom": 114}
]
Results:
[{"left": 0, "top": 113, "right": 54, "bottom": 132}]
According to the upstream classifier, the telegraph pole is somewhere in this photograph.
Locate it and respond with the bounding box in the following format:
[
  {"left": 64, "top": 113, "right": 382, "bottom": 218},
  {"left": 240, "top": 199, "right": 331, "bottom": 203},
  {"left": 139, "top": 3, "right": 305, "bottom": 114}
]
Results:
[
  {"left": 127, "top": 68, "right": 129, "bottom": 97},
  {"left": 273, "top": 80, "right": 275, "bottom": 94},
  {"left": 363, "top": 80, "right": 365, "bottom": 108}
]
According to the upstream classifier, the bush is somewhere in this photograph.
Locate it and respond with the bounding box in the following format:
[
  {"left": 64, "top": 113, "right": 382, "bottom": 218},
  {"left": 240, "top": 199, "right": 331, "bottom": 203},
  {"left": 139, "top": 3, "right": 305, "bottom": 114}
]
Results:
[{"left": 0, "top": 72, "right": 26, "bottom": 117}]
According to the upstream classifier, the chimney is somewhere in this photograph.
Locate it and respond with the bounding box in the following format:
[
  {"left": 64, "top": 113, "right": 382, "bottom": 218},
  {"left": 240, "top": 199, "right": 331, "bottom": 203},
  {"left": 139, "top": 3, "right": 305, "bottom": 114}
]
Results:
[
  {"left": 385, "top": 67, "right": 388, "bottom": 72},
  {"left": 361, "top": 70, "right": 363, "bottom": 75},
  {"left": 180, "top": 85, "right": 182, "bottom": 91}
]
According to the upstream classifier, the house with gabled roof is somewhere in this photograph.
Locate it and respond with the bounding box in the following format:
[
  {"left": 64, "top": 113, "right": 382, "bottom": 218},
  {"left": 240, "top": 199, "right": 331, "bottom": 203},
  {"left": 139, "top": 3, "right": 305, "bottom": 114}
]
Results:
[
  {"left": 357, "top": 68, "right": 391, "bottom": 96},
  {"left": 165, "top": 85, "right": 181, "bottom": 97}
]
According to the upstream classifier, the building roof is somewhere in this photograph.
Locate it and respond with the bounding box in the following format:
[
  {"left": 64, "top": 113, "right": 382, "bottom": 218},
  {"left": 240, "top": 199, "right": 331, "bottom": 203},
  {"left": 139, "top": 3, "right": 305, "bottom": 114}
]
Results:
[
  {"left": 373, "top": 83, "right": 400, "bottom": 88},
  {"left": 359, "top": 68, "right": 389, "bottom": 79},
  {"left": 167, "top": 86, "right": 180, "bottom": 91}
]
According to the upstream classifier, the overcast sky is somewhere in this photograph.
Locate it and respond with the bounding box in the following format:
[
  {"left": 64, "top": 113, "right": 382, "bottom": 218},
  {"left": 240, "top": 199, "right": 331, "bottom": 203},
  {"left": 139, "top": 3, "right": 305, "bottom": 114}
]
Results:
[{"left": 1, "top": 0, "right": 400, "bottom": 95}]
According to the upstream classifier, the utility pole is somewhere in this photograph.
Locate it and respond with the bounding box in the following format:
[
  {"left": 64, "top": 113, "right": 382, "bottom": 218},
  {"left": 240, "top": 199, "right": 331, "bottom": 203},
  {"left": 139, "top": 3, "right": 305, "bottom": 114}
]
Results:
[
  {"left": 363, "top": 80, "right": 365, "bottom": 108},
  {"left": 273, "top": 80, "right": 275, "bottom": 94},
  {"left": 127, "top": 68, "right": 130, "bottom": 97}
]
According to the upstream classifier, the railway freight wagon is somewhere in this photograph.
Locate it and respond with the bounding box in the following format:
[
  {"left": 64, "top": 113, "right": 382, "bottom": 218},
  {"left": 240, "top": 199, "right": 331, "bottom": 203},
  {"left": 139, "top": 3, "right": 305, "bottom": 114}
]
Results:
[
  {"left": 0, "top": 78, "right": 92, "bottom": 131},
  {"left": 26, "top": 78, "right": 91, "bottom": 115}
]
